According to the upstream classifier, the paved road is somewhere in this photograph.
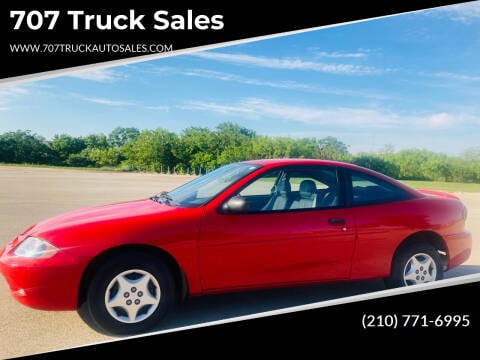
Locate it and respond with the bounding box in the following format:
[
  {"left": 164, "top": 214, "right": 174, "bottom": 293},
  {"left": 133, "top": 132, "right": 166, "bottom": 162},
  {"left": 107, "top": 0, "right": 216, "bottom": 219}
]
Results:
[{"left": 0, "top": 166, "right": 478, "bottom": 359}]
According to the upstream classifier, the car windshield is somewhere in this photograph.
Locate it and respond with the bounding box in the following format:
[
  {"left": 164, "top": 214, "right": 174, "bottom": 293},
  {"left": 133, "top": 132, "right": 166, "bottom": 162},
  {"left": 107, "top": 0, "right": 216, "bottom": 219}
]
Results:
[{"left": 152, "top": 162, "right": 261, "bottom": 207}]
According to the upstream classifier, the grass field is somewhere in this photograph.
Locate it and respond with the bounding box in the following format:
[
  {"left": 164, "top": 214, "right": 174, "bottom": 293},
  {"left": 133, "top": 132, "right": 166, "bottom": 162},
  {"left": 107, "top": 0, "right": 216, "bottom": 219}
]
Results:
[{"left": 402, "top": 180, "right": 480, "bottom": 193}]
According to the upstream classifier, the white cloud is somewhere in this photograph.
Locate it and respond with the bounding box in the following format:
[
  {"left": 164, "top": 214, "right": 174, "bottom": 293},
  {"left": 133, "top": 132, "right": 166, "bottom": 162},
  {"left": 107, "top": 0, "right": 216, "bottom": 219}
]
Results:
[
  {"left": 434, "top": 72, "right": 480, "bottom": 82},
  {"left": 0, "top": 85, "right": 29, "bottom": 109},
  {"left": 184, "top": 97, "right": 475, "bottom": 131},
  {"left": 145, "top": 105, "right": 170, "bottom": 111},
  {"left": 185, "top": 98, "right": 398, "bottom": 127},
  {"left": 315, "top": 51, "right": 368, "bottom": 59},
  {"left": 181, "top": 69, "right": 394, "bottom": 100},
  {"left": 429, "top": 1, "right": 480, "bottom": 22},
  {"left": 244, "top": 98, "right": 394, "bottom": 126},
  {"left": 70, "top": 93, "right": 134, "bottom": 106},
  {"left": 82, "top": 97, "right": 133, "bottom": 106},
  {"left": 67, "top": 68, "right": 122, "bottom": 82},
  {"left": 149, "top": 66, "right": 175, "bottom": 74},
  {"left": 424, "top": 112, "right": 456, "bottom": 129},
  {"left": 0, "top": 86, "right": 29, "bottom": 96},
  {"left": 191, "top": 52, "right": 380, "bottom": 75},
  {"left": 184, "top": 100, "right": 257, "bottom": 117},
  {"left": 182, "top": 69, "right": 312, "bottom": 90}
]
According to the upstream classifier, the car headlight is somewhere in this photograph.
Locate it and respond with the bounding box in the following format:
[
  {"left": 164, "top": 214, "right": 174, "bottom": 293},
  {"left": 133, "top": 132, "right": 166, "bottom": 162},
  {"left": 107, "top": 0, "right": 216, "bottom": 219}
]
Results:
[{"left": 13, "top": 237, "right": 58, "bottom": 258}]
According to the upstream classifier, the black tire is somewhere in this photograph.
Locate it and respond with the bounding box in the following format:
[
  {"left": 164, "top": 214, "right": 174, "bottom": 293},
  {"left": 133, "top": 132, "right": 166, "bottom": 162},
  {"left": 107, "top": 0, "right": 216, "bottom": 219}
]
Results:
[
  {"left": 77, "top": 252, "right": 175, "bottom": 336},
  {"left": 385, "top": 243, "right": 443, "bottom": 288}
]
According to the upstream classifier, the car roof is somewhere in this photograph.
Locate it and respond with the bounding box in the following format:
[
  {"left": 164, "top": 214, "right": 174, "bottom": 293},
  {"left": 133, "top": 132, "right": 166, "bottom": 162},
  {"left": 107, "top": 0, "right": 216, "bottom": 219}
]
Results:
[{"left": 244, "top": 158, "right": 361, "bottom": 169}]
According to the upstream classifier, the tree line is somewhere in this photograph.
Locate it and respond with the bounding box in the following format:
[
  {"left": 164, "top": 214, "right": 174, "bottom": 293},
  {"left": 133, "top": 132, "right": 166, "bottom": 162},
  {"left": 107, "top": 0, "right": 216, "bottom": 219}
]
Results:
[{"left": 0, "top": 122, "right": 479, "bottom": 183}]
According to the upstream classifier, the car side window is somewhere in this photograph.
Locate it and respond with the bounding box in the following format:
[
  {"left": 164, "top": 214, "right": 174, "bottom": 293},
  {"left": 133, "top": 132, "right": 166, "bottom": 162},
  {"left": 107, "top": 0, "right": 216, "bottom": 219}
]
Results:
[
  {"left": 238, "top": 170, "right": 281, "bottom": 212},
  {"left": 350, "top": 170, "right": 411, "bottom": 206},
  {"left": 288, "top": 171, "right": 339, "bottom": 210},
  {"left": 239, "top": 171, "right": 279, "bottom": 197},
  {"left": 238, "top": 166, "right": 340, "bottom": 212}
]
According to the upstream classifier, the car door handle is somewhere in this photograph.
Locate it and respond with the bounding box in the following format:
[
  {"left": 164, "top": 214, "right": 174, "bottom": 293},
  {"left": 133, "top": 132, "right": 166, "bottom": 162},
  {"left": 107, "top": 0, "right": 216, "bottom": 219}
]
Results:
[{"left": 328, "top": 218, "right": 345, "bottom": 226}]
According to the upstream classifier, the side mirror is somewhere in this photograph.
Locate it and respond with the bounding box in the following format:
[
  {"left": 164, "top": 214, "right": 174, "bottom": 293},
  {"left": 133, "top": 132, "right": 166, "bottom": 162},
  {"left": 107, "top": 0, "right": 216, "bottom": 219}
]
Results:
[{"left": 221, "top": 196, "right": 249, "bottom": 214}]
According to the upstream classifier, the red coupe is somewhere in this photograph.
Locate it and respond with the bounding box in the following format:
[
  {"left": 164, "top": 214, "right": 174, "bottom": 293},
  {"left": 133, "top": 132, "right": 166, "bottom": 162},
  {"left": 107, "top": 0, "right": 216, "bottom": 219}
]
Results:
[{"left": 0, "top": 159, "right": 472, "bottom": 335}]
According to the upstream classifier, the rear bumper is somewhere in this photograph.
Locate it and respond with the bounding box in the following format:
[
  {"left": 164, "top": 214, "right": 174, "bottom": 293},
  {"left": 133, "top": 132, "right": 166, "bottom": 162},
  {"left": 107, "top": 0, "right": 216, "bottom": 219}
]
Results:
[{"left": 445, "top": 231, "right": 472, "bottom": 269}]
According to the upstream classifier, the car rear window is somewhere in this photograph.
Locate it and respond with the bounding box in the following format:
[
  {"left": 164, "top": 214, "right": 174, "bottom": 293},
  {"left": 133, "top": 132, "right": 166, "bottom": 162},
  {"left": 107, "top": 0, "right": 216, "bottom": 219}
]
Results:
[{"left": 350, "top": 170, "right": 413, "bottom": 206}]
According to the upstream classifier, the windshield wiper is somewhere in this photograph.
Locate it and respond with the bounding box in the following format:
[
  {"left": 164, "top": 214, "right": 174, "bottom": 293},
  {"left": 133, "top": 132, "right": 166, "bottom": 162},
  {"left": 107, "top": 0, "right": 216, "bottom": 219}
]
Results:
[{"left": 152, "top": 191, "right": 174, "bottom": 205}]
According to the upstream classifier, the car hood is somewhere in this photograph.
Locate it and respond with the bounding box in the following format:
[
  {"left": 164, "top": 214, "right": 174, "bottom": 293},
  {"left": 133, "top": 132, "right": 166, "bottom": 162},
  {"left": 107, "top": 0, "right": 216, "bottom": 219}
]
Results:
[{"left": 29, "top": 198, "right": 174, "bottom": 235}]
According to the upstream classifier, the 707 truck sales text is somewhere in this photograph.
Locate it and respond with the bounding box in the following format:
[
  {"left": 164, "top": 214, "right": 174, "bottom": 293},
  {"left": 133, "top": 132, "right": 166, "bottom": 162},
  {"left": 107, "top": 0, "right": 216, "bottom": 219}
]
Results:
[{"left": 10, "top": 10, "right": 224, "bottom": 31}]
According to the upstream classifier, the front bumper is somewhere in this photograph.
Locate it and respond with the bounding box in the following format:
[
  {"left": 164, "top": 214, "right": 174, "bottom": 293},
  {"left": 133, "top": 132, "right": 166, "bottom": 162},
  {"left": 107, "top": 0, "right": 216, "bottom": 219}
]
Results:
[{"left": 0, "top": 240, "right": 87, "bottom": 310}]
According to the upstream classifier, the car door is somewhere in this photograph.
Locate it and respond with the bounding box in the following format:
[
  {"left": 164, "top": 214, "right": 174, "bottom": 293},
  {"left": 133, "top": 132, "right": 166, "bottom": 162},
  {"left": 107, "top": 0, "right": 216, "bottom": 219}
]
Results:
[
  {"left": 198, "top": 165, "right": 357, "bottom": 291},
  {"left": 346, "top": 169, "right": 418, "bottom": 279}
]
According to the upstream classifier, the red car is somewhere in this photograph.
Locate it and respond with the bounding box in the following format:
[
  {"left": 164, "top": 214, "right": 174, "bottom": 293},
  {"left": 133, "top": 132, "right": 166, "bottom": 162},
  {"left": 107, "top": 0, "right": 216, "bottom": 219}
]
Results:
[{"left": 0, "top": 159, "right": 472, "bottom": 335}]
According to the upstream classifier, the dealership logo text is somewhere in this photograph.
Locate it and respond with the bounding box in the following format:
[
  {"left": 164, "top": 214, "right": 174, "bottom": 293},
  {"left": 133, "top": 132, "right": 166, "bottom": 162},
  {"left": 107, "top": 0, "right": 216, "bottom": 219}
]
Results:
[{"left": 10, "top": 10, "right": 224, "bottom": 31}]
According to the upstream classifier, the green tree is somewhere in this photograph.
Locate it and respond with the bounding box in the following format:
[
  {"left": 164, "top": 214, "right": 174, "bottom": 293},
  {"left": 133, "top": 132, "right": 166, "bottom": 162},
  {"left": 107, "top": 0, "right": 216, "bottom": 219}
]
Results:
[
  {"left": 0, "top": 130, "right": 53, "bottom": 164},
  {"left": 316, "top": 136, "right": 349, "bottom": 160},
  {"left": 250, "top": 136, "right": 276, "bottom": 159},
  {"left": 175, "top": 127, "right": 218, "bottom": 171},
  {"left": 462, "top": 147, "right": 480, "bottom": 161},
  {"left": 215, "top": 122, "right": 256, "bottom": 150},
  {"left": 290, "top": 138, "right": 318, "bottom": 158},
  {"left": 66, "top": 152, "right": 94, "bottom": 167},
  {"left": 353, "top": 154, "right": 400, "bottom": 178},
  {"left": 82, "top": 147, "right": 123, "bottom": 167},
  {"left": 122, "top": 128, "right": 177, "bottom": 172},
  {"left": 392, "top": 149, "right": 433, "bottom": 180},
  {"left": 83, "top": 133, "right": 109, "bottom": 149},
  {"left": 108, "top": 127, "right": 140, "bottom": 147},
  {"left": 1, "top": 124, "right": 479, "bottom": 184},
  {"left": 420, "top": 155, "right": 453, "bottom": 182},
  {"left": 215, "top": 122, "right": 258, "bottom": 165},
  {"left": 50, "top": 134, "right": 86, "bottom": 164}
]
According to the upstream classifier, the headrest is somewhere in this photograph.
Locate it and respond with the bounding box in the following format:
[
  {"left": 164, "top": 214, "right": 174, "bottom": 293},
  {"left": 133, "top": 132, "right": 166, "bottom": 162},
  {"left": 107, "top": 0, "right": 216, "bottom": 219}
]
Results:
[{"left": 299, "top": 180, "right": 316, "bottom": 199}]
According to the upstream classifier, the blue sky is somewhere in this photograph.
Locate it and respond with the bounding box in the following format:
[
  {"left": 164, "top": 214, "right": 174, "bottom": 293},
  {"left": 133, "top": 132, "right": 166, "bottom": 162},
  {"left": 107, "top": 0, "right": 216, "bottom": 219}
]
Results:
[{"left": 1, "top": 2, "right": 480, "bottom": 155}]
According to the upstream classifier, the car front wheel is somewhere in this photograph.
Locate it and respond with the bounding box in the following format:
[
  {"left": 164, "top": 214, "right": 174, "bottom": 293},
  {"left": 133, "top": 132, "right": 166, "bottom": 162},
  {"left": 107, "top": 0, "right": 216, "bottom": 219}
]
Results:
[
  {"left": 386, "top": 244, "right": 443, "bottom": 288},
  {"left": 78, "top": 252, "right": 175, "bottom": 336}
]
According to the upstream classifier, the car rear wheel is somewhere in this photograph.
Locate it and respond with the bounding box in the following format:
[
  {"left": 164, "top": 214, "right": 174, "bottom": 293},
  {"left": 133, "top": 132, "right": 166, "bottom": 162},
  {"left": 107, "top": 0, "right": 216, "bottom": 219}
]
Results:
[
  {"left": 78, "top": 252, "right": 175, "bottom": 336},
  {"left": 386, "top": 244, "right": 443, "bottom": 288}
]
